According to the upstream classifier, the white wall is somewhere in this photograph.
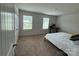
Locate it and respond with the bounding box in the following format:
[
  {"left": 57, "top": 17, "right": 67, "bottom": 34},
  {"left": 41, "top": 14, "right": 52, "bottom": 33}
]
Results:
[
  {"left": 19, "top": 10, "right": 56, "bottom": 36},
  {"left": 57, "top": 12, "right": 79, "bottom": 34}
]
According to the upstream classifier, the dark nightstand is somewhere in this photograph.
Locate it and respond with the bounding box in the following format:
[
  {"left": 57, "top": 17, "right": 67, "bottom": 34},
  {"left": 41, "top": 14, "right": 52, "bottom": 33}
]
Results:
[{"left": 49, "top": 24, "right": 59, "bottom": 33}]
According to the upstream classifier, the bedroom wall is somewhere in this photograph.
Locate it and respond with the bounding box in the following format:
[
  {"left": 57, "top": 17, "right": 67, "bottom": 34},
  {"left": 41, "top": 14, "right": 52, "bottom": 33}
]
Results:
[
  {"left": 57, "top": 12, "right": 79, "bottom": 34},
  {"left": 19, "top": 10, "right": 57, "bottom": 36}
]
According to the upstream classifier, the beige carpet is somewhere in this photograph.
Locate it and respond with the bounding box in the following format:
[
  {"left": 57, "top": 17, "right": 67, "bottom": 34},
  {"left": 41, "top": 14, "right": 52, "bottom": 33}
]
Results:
[{"left": 15, "top": 35, "right": 67, "bottom": 56}]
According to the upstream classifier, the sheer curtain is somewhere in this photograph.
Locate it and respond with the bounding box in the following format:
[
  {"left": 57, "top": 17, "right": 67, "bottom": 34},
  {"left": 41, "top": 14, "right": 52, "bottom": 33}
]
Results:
[{"left": 0, "top": 4, "right": 15, "bottom": 56}]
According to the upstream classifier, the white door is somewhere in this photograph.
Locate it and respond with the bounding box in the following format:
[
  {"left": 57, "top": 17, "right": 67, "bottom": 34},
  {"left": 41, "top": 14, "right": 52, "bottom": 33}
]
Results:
[
  {"left": 0, "top": 8, "right": 2, "bottom": 55},
  {"left": 15, "top": 14, "right": 19, "bottom": 44},
  {"left": 14, "top": 6, "right": 19, "bottom": 44}
]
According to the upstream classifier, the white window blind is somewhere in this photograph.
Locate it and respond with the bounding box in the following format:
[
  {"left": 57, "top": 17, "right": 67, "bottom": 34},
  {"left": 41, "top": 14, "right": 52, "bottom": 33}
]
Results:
[
  {"left": 23, "top": 15, "right": 33, "bottom": 30},
  {"left": 42, "top": 18, "right": 49, "bottom": 29}
]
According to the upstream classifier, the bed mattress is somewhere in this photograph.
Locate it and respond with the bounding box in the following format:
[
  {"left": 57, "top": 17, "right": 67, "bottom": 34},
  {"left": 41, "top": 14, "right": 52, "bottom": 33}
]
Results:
[{"left": 45, "top": 32, "right": 79, "bottom": 56}]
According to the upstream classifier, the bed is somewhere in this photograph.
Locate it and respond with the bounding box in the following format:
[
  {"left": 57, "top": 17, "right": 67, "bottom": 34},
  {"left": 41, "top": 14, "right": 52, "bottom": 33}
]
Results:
[{"left": 45, "top": 32, "right": 79, "bottom": 56}]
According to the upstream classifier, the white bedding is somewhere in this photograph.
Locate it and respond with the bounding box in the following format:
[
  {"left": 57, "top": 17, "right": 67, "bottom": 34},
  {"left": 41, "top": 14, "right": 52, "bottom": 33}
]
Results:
[{"left": 45, "top": 32, "right": 79, "bottom": 56}]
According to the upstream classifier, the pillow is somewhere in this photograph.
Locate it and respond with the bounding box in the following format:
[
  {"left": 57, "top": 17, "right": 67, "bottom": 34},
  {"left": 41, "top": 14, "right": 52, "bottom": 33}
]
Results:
[
  {"left": 70, "top": 33, "right": 78, "bottom": 36},
  {"left": 74, "top": 41, "right": 79, "bottom": 45},
  {"left": 70, "top": 34, "right": 79, "bottom": 41}
]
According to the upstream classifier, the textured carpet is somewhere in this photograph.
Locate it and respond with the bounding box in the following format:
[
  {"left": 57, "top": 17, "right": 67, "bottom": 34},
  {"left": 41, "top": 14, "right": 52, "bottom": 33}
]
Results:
[{"left": 15, "top": 35, "right": 67, "bottom": 56}]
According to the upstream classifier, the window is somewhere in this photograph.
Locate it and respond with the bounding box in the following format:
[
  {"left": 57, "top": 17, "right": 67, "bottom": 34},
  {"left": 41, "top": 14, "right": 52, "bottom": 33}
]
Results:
[
  {"left": 42, "top": 18, "right": 49, "bottom": 29},
  {"left": 23, "top": 15, "right": 33, "bottom": 30},
  {"left": 1, "top": 12, "right": 14, "bottom": 30}
]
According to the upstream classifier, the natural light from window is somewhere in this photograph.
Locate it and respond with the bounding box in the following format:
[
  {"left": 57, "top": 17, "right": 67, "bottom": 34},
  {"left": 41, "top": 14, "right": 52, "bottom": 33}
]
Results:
[
  {"left": 42, "top": 18, "right": 49, "bottom": 29},
  {"left": 23, "top": 15, "right": 33, "bottom": 30}
]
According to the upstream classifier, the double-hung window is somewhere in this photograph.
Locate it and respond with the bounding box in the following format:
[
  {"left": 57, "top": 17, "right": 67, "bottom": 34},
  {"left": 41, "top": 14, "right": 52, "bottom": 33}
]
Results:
[
  {"left": 23, "top": 15, "right": 33, "bottom": 30},
  {"left": 42, "top": 18, "right": 49, "bottom": 29}
]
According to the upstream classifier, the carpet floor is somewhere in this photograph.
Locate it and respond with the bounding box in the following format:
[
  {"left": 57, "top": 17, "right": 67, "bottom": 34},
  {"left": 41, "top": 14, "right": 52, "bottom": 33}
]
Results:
[{"left": 15, "top": 35, "right": 67, "bottom": 56}]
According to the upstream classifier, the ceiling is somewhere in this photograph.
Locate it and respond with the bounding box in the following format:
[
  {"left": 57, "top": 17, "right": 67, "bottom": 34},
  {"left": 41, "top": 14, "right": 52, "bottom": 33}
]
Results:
[{"left": 16, "top": 3, "right": 79, "bottom": 16}]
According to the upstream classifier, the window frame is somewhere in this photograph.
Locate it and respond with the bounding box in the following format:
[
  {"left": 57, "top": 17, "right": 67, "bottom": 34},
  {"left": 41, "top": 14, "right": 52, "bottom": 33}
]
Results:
[
  {"left": 23, "top": 15, "right": 33, "bottom": 30},
  {"left": 42, "top": 17, "right": 50, "bottom": 29}
]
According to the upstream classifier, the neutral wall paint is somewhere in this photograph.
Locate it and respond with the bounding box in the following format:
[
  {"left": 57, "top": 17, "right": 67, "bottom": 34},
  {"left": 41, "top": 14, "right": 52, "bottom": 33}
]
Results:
[
  {"left": 19, "top": 10, "right": 56, "bottom": 36},
  {"left": 57, "top": 12, "right": 79, "bottom": 34}
]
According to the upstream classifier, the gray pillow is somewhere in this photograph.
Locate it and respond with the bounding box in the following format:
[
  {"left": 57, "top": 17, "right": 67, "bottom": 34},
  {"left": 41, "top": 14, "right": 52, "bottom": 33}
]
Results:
[
  {"left": 74, "top": 41, "right": 79, "bottom": 45},
  {"left": 70, "top": 34, "right": 79, "bottom": 41}
]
